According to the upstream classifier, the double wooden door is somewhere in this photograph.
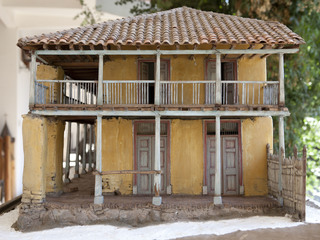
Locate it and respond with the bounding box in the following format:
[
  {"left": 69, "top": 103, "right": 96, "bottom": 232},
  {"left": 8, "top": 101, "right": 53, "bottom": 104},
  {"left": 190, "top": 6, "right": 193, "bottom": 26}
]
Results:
[
  {"left": 206, "top": 136, "right": 239, "bottom": 195},
  {"left": 136, "top": 136, "right": 167, "bottom": 194}
]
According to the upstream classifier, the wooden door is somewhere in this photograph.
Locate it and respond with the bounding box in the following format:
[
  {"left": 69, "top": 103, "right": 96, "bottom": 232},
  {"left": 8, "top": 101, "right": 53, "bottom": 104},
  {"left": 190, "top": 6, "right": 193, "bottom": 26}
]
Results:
[
  {"left": 206, "top": 136, "right": 216, "bottom": 193},
  {"left": 222, "top": 136, "right": 239, "bottom": 195},
  {"left": 136, "top": 136, "right": 167, "bottom": 194},
  {"left": 222, "top": 62, "right": 236, "bottom": 104},
  {"left": 206, "top": 135, "right": 239, "bottom": 195}
]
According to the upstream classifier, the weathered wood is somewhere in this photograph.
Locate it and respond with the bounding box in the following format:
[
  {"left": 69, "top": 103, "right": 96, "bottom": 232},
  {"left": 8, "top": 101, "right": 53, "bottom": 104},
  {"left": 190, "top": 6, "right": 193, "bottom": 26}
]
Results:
[
  {"left": 97, "top": 55, "right": 103, "bottom": 105},
  {"left": 64, "top": 121, "right": 71, "bottom": 183},
  {"left": 215, "top": 54, "right": 221, "bottom": 105},
  {"left": 155, "top": 52, "right": 161, "bottom": 105},
  {"left": 279, "top": 53, "right": 285, "bottom": 106},
  {"left": 93, "top": 170, "right": 162, "bottom": 175},
  {"left": 214, "top": 116, "right": 222, "bottom": 205},
  {"left": 29, "top": 53, "right": 36, "bottom": 105}
]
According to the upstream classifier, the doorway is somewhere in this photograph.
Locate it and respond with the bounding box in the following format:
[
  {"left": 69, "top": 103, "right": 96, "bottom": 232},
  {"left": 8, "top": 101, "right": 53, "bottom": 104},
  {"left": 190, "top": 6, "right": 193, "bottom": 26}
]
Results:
[
  {"left": 134, "top": 121, "right": 170, "bottom": 195},
  {"left": 205, "top": 121, "right": 241, "bottom": 195}
]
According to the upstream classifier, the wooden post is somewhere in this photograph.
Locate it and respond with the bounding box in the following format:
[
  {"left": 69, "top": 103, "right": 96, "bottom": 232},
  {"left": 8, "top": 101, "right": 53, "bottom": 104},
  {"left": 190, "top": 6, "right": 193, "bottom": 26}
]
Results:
[
  {"left": 64, "top": 121, "right": 71, "bottom": 183},
  {"left": 29, "top": 53, "right": 36, "bottom": 106},
  {"left": 155, "top": 51, "right": 161, "bottom": 105},
  {"left": 4, "top": 136, "right": 12, "bottom": 201},
  {"left": 301, "top": 145, "right": 307, "bottom": 221},
  {"left": 81, "top": 124, "right": 87, "bottom": 174},
  {"left": 88, "top": 124, "right": 93, "bottom": 172},
  {"left": 279, "top": 53, "right": 285, "bottom": 106},
  {"left": 97, "top": 54, "right": 103, "bottom": 105},
  {"left": 214, "top": 115, "right": 222, "bottom": 205},
  {"left": 152, "top": 114, "right": 162, "bottom": 205},
  {"left": 74, "top": 123, "right": 80, "bottom": 178},
  {"left": 278, "top": 116, "right": 285, "bottom": 206},
  {"left": 215, "top": 53, "right": 221, "bottom": 105},
  {"left": 94, "top": 115, "right": 103, "bottom": 204}
]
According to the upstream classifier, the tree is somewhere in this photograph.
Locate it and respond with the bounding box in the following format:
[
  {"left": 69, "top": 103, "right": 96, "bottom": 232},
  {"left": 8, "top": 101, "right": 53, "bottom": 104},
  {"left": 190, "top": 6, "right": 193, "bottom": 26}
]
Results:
[{"left": 74, "top": 0, "right": 103, "bottom": 26}]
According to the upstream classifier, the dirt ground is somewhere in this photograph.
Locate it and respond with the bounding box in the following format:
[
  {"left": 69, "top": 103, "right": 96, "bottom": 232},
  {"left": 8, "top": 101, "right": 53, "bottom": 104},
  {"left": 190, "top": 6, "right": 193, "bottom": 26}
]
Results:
[{"left": 177, "top": 223, "right": 320, "bottom": 240}]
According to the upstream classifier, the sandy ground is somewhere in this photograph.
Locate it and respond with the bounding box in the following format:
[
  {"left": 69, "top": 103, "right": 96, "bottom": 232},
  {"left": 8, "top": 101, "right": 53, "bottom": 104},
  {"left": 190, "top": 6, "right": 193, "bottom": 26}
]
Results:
[{"left": 0, "top": 201, "right": 319, "bottom": 240}]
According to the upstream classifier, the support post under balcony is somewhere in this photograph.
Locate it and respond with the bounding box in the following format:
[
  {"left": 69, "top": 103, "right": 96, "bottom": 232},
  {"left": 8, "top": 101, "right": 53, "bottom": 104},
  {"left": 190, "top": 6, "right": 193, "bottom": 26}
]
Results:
[
  {"left": 279, "top": 53, "right": 285, "bottom": 106},
  {"left": 215, "top": 54, "right": 221, "bottom": 105},
  {"left": 155, "top": 51, "right": 161, "bottom": 105},
  {"left": 97, "top": 54, "right": 103, "bottom": 105},
  {"left": 29, "top": 52, "right": 36, "bottom": 106},
  {"left": 152, "top": 114, "right": 162, "bottom": 206},
  {"left": 278, "top": 116, "right": 285, "bottom": 206},
  {"left": 214, "top": 115, "right": 222, "bottom": 205},
  {"left": 94, "top": 115, "right": 103, "bottom": 204}
]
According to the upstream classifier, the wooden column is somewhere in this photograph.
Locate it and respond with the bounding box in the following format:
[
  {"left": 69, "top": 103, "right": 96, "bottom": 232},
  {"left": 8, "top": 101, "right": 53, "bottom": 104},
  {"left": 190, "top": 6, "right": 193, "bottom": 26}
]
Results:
[
  {"left": 64, "top": 121, "right": 71, "bottom": 183},
  {"left": 81, "top": 124, "right": 87, "bottom": 174},
  {"left": 74, "top": 123, "right": 80, "bottom": 178},
  {"left": 88, "top": 124, "right": 93, "bottom": 172},
  {"left": 152, "top": 114, "right": 162, "bottom": 205},
  {"left": 215, "top": 53, "right": 221, "bottom": 105},
  {"left": 97, "top": 54, "right": 103, "bottom": 105},
  {"left": 214, "top": 115, "right": 222, "bottom": 205},
  {"left": 154, "top": 51, "right": 160, "bottom": 105},
  {"left": 279, "top": 53, "right": 285, "bottom": 106},
  {"left": 29, "top": 53, "right": 36, "bottom": 106},
  {"left": 94, "top": 116, "right": 103, "bottom": 204},
  {"left": 278, "top": 116, "right": 285, "bottom": 206}
]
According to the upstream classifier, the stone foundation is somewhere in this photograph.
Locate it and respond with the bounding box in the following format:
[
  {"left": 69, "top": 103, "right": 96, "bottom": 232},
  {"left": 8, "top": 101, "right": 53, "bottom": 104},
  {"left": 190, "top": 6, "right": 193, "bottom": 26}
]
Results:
[{"left": 17, "top": 199, "right": 285, "bottom": 232}]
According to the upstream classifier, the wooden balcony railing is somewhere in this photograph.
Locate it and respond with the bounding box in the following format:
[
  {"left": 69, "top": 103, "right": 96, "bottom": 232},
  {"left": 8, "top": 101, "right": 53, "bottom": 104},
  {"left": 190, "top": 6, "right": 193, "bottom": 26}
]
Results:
[{"left": 33, "top": 79, "right": 280, "bottom": 108}]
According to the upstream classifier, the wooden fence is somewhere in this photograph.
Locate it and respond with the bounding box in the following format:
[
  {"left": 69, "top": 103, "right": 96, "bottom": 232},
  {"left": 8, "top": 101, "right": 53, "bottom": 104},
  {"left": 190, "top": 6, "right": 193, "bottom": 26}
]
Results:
[
  {"left": 267, "top": 144, "right": 306, "bottom": 220},
  {"left": 0, "top": 136, "right": 15, "bottom": 203}
]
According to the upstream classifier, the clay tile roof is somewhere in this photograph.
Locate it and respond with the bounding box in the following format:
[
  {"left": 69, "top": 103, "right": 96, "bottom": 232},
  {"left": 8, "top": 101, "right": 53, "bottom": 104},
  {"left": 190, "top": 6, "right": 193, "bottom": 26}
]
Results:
[{"left": 17, "top": 7, "right": 305, "bottom": 50}]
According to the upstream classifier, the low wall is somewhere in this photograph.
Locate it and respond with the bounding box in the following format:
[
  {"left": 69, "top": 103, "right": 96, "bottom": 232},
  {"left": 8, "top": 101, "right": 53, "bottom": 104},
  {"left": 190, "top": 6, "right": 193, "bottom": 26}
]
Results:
[{"left": 267, "top": 144, "right": 307, "bottom": 220}]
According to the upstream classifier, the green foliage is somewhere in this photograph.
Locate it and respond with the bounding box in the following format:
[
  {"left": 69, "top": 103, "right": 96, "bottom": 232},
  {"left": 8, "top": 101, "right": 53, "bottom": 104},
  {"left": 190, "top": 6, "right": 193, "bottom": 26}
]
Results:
[
  {"left": 74, "top": 0, "right": 103, "bottom": 26},
  {"left": 115, "top": 0, "right": 237, "bottom": 15},
  {"left": 302, "top": 118, "right": 320, "bottom": 194}
]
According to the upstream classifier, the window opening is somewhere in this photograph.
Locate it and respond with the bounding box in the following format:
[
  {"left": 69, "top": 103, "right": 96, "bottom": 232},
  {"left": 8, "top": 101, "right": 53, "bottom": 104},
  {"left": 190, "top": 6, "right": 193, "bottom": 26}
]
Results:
[{"left": 207, "top": 122, "right": 239, "bottom": 135}]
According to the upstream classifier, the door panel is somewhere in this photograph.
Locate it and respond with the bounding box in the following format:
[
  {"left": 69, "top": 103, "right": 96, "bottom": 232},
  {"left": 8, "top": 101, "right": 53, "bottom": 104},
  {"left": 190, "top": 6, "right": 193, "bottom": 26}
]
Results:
[
  {"left": 136, "top": 136, "right": 167, "bottom": 194},
  {"left": 137, "top": 136, "right": 152, "bottom": 194},
  {"left": 206, "top": 135, "right": 239, "bottom": 195},
  {"left": 223, "top": 137, "right": 239, "bottom": 195},
  {"left": 206, "top": 136, "right": 216, "bottom": 194}
]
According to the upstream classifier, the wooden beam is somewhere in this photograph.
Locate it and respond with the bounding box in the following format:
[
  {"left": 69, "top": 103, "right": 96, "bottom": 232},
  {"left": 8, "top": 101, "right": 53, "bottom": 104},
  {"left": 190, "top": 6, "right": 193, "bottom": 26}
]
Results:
[
  {"left": 81, "top": 123, "right": 87, "bottom": 174},
  {"left": 93, "top": 170, "right": 162, "bottom": 175},
  {"left": 155, "top": 51, "right": 161, "bottom": 105},
  {"left": 152, "top": 114, "right": 162, "bottom": 205},
  {"left": 29, "top": 53, "right": 36, "bottom": 106},
  {"left": 97, "top": 54, "right": 103, "bottom": 105},
  {"left": 64, "top": 121, "right": 71, "bottom": 183},
  {"left": 52, "top": 62, "right": 98, "bottom": 68},
  {"left": 278, "top": 116, "right": 285, "bottom": 206},
  {"left": 35, "top": 48, "right": 300, "bottom": 56}
]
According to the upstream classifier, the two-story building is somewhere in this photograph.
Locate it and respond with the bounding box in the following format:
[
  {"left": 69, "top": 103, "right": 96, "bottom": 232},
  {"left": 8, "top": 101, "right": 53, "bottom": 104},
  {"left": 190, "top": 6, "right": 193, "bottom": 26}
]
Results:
[{"left": 17, "top": 7, "right": 304, "bottom": 228}]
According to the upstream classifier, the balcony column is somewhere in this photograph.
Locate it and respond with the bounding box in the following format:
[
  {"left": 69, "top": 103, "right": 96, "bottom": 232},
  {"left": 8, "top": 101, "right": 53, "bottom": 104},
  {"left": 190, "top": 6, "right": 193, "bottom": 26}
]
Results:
[
  {"left": 88, "top": 124, "right": 93, "bottom": 172},
  {"left": 155, "top": 51, "right": 161, "bottom": 105},
  {"left": 215, "top": 53, "right": 221, "bottom": 105},
  {"left": 97, "top": 54, "right": 103, "bottom": 105},
  {"left": 214, "top": 115, "right": 222, "bottom": 205},
  {"left": 278, "top": 116, "right": 285, "bottom": 206},
  {"left": 152, "top": 114, "right": 162, "bottom": 206},
  {"left": 29, "top": 52, "right": 36, "bottom": 106},
  {"left": 94, "top": 115, "right": 104, "bottom": 204},
  {"left": 279, "top": 53, "right": 285, "bottom": 106},
  {"left": 81, "top": 123, "right": 87, "bottom": 174},
  {"left": 74, "top": 123, "right": 80, "bottom": 178},
  {"left": 64, "top": 121, "right": 71, "bottom": 183}
]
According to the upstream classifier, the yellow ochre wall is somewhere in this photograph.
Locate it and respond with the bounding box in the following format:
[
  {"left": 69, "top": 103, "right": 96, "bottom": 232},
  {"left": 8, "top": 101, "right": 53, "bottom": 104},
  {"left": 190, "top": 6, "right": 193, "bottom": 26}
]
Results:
[
  {"left": 36, "top": 64, "right": 64, "bottom": 104},
  {"left": 241, "top": 117, "right": 273, "bottom": 196},
  {"left": 170, "top": 119, "right": 203, "bottom": 194},
  {"left": 101, "top": 118, "right": 133, "bottom": 195}
]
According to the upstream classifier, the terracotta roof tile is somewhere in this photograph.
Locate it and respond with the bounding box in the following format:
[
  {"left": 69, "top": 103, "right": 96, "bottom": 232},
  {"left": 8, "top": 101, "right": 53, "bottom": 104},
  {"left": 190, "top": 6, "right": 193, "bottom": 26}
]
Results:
[{"left": 17, "top": 7, "right": 305, "bottom": 50}]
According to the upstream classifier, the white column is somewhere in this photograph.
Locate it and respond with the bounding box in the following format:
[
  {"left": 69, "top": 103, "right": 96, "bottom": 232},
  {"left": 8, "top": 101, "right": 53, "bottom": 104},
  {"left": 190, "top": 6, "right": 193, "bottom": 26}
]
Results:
[
  {"left": 29, "top": 53, "right": 36, "bottom": 105},
  {"left": 88, "top": 124, "right": 93, "bottom": 172},
  {"left": 152, "top": 114, "right": 162, "bottom": 205},
  {"left": 155, "top": 51, "right": 161, "bottom": 105},
  {"left": 94, "top": 115, "right": 103, "bottom": 204},
  {"left": 214, "top": 116, "right": 222, "bottom": 205},
  {"left": 64, "top": 121, "right": 71, "bottom": 183},
  {"left": 279, "top": 53, "right": 285, "bottom": 106},
  {"left": 97, "top": 54, "right": 103, "bottom": 105},
  {"left": 215, "top": 53, "right": 221, "bottom": 105},
  {"left": 81, "top": 123, "right": 87, "bottom": 174},
  {"left": 74, "top": 122, "right": 80, "bottom": 178},
  {"left": 278, "top": 116, "right": 285, "bottom": 206}
]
